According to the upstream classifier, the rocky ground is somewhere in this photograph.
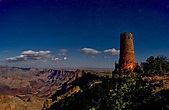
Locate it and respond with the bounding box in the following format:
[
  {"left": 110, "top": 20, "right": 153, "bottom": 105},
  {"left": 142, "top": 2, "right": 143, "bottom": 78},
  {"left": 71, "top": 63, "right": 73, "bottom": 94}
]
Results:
[{"left": 0, "top": 95, "right": 43, "bottom": 110}]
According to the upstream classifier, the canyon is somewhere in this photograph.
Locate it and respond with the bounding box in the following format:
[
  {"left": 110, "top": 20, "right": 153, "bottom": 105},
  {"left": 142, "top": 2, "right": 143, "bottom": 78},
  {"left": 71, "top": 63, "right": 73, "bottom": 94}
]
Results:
[{"left": 0, "top": 66, "right": 110, "bottom": 110}]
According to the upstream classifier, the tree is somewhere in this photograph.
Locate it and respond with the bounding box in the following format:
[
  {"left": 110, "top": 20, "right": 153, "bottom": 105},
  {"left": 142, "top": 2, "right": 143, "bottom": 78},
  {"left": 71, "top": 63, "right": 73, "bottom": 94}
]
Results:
[{"left": 141, "top": 55, "right": 169, "bottom": 75}]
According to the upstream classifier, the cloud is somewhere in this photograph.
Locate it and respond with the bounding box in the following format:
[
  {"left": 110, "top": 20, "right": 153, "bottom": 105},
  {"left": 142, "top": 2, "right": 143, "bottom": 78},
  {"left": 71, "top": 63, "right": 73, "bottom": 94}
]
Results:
[
  {"left": 5, "top": 50, "right": 52, "bottom": 62},
  {"left": 80, "top": 48, "right": 100, "bottom": 54},
  {"left": 59, "top": 49, "right": 68, "bottom": 56},
  {"left": 5, "top": 55, "right": 26, "bottom": 62},
  {"left": 51, "top": 56, "right": 68, "bottom": 62},
  {"left": 22, "top": 50, "right": 51, "bottom": 57},
  {"left": 52, "top": 57, "right": 61, "bottom": 61},
  {"left": 104, "top": 56, "right": 110, "bottom": 59},
  {"left": 63, "top": 57, "right": 67, "bottom": 60},
  {"left": 104, "top": 48, "right": 120, "bottom": 55}
]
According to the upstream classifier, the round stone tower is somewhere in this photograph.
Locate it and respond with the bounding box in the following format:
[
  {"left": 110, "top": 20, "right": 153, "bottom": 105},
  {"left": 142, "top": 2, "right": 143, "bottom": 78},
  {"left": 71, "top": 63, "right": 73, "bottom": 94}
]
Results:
[{"left": 119, "top": 32, "right": 137, "bottom": 72}]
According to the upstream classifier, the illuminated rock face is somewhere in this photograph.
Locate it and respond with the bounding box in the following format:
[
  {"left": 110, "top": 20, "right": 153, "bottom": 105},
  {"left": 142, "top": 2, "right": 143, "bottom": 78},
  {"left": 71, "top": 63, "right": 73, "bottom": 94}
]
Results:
[{"left": 115, "top": 32, "right": 138, "bottom": 74}]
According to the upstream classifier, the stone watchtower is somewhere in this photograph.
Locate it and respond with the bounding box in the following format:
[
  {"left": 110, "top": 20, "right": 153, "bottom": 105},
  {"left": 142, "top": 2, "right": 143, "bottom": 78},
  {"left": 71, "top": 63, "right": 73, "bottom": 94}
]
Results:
[{"left": 114, "top": 32, "right": 138, "bottom": 74}]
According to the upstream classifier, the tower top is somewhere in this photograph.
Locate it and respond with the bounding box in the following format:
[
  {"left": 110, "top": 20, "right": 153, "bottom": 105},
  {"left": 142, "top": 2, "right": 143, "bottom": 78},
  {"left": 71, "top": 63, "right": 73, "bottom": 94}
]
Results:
[
  {"left": 120, "top": 32, "right": 133, "bottom": 39},
  {"left": 120, "top": 32, "right": 132, "bottom": 35}
]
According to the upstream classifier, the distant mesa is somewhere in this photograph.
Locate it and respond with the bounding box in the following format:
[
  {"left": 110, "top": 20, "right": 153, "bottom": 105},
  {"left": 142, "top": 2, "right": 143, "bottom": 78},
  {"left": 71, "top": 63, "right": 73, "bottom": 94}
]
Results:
[{"left": 114, "top": 32, "right": 142, "bottom": 74}]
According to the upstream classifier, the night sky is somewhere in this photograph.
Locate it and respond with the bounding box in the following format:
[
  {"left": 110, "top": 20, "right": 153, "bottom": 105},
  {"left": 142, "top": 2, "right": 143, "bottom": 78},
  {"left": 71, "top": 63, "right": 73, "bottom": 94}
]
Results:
[{"left": 0, "top": 0, "right": 169, "bottom": 68}]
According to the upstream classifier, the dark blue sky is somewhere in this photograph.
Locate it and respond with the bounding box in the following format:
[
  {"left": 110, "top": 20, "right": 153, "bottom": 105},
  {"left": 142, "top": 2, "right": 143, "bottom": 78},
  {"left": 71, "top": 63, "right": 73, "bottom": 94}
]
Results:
[{"left": 0, "top": 0, "right": 169, "bottom": 68}]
